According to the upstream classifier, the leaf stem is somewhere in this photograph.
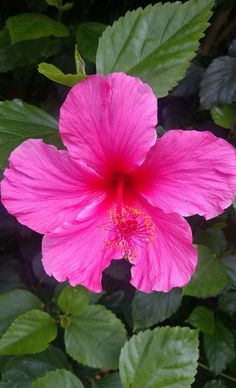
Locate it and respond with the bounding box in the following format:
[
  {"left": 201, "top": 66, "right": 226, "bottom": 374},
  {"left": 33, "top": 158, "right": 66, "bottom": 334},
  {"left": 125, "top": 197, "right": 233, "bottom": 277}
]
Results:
[{"left": 198, "top": 362, "right": 236, "bottom": 383}]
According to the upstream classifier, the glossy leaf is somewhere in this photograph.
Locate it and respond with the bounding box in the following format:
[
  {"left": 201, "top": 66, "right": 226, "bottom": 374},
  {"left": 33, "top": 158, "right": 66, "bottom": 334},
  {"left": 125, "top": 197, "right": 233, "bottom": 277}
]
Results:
[
  {"left": 96, "top": 0, "right": 214, "bottom": 97},
  {"left": 65, "top": 305, "right": 127, "bottom": 369},
  {"left": 6, "top": 13, "right": 69, "bottom": 44},
  {"left": 132, "top": 288, "right": 182, "bottom": 331},
  {"left": 203, "top": 320, "right": 235, "bottom": 374},
  {"left": 0, "top": 289, "right": 43, "bottom": 336},
  {"left": 211, "top": 105, "right": 236, "bottom": 129},
  {"left": 57, "top": 285, "right": 89, "bottom": 316},
  {"left": 119, "top": 326, "right": 199, "bottom": 388},
  {"left": 0, "top": 310, "right": 57, "bottom": 355},
  {"left": 0, "top": 99, "right": 60, "bottom": 168},
  {"left": 38, "top": 62, "right": 85, "bottom": 87},
  {"left": 186, "top": 306, "right": 215, "bottom": 334},
  {"left": 76, "top": 22, "right": 106, "bottom": 63},
  {"left": 31, "top": 369, "right": 83, "bottom": 388},
  {"left": 200, "top": 56, "right": 236, "bottom": 108},
  {"left": 183, "top": 246, "right": 229, "bottom": 297}
]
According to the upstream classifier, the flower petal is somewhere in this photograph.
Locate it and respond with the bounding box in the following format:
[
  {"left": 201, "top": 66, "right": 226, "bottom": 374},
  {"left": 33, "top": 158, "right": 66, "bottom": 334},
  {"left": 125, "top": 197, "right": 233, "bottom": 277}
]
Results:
[
  {"left": 1, "top": 139, "right": 104, "bottom": 234},
  {"left": 132, "top": 130, "right": 236, "bottom": 219},
  {"left": 130, "top": 204, "right": 197, "bottom": 292},
  {"left": 59, "top": 72, "right": 157, "bottom": 176},
  {"left": 42, "top": 201, "right": 118, "bottom": 292}
]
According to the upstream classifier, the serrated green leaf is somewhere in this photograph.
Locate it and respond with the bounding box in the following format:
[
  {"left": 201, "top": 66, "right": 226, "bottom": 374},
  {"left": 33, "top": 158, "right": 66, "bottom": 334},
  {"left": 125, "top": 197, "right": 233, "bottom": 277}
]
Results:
[
  {"left": 0, "top": 310, "right": 57, "bottom": 356},
  {"left": 1, "top": 346, "right": 69, "bottom": 386},
  {"left": 38, "top": 62, "right": 85, "bottom": 87},
  {"left": 200, "top": 56, "right": 236, "bottom": 109},
  {"left": 6, "top": 13, "right": 69, "bottom": 44},
  {"left": 0, "top": 99, "right": 60, "bottom": 168},
  {"left": 211, "top": 105, "right": 236, "bottom": 129},
  {"left": 132, "top": 288, "right": 182, "bottom": 331},
  {"left": 57, "top": 285, "right": 89, "bottom": 316},
  {"left": 92, "top": 372, "right": 122, "bottom": 388},
  {"left": 0, "top": 289, "right": 43, "bottom": 336},
  {"left": 186, "top": 306, "right": 215, "bottom": 334},
  {"left": 65, "top": 305, "right": 127, "bottom": 369},
  {"left": 203, "top": 320, "right": 235, "bottom": 375},
  {"left": 183, "top": 246, "right": 229, "bottom": 297},
  {"left": 218, "top": 291, "right": 236, "bottom": 318},
  {"left": 221, "top": 255, "right": 236, "bottom": 287},
  {"left": 30, "top": 369, "right": 83, "bottom": 388},
  {"left": 76, "top": 22, "right": 106, "bottom": 63},
  {"left": 119, "top": 326, "right": 199, "bottom": 388},
  {"left": 96, "top": 0, "right": 214, "bottom": 97}
]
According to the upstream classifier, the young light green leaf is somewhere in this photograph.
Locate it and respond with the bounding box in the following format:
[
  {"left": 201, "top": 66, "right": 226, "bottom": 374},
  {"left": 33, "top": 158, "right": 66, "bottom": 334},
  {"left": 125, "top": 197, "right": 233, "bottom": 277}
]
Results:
[
  {"left": 76, "top": 22, "right": 106, "bottom": 63},
  {"left": 203, "top": 320, "right": 235, "bottom": 375},
  {"left": 65, "top": 305, "right": 127, "bottom": 369},
  {"left": 0, "top": 99, "right": 60, "bottom": 168},
  {"left": 183, "top": 245, "right": 229, "bottom": 297},
  {"left": 96, "top": 0, "right": 214, "bottom": 97},
  {"left": 0, "top": 310, "right": 57, "bottom": 356},
  {"left": 119, "top": 326, "right": 199, "bottom": 388},
  {"left": 0, "top": 289, "right": 43, "bottom": 336},
  {"left": 31, "top": 369, "right": 83, "bottom": 388},
  {"left": 186, "top": 306, "right": 215, "bottom": 334},
  {"left": 211, "top": 105, "right": 236, "bottom": 129},
  {"left": 57, "top": 285, "right": 89, "bottom": 316},
  {"left": 6, "top": 13, "right": 69, "bottom": 44},
  {"left": 200, "top": 56, "right": 236, "bottom": 109},
  {"left": 38, "top": 62, "right": 85, "bottom": 87},
  {"left": 218, "top": 291, "right": 236, "bottom": 318},
  {"left": 132, "top": 288, "right": 182, "bottom": 331}
]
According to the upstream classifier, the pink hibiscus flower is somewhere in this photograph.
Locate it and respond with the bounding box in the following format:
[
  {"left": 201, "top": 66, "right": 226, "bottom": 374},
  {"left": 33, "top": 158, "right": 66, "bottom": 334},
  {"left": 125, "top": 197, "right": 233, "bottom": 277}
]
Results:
[{"left": 1, "top": 73, "right": 236, "bottom": 292}]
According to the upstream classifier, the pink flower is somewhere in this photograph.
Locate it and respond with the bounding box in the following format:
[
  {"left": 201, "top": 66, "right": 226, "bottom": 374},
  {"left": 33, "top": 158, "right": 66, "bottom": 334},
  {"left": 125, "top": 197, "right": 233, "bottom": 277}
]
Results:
[{"left": 1, "top": 73, "right": 236, "bottom": 292}]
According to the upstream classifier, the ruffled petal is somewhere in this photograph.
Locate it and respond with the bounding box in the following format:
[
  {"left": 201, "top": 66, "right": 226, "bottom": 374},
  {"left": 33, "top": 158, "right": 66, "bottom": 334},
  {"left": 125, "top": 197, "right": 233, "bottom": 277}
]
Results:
[
  {"left": 130, "top": 204, "right": 197, "bottom": 292},
  {"left": 42, "top": 201, "right": 118, "bottom": 292},
  {"left": 1, "top": 139, "right": 104, "bottom": 234},
  {"left": 132, "top": 130, "right": 236, "bottom": 219},
  {"left": 59, "top": 72, "right": 157, "bottom": 176}
]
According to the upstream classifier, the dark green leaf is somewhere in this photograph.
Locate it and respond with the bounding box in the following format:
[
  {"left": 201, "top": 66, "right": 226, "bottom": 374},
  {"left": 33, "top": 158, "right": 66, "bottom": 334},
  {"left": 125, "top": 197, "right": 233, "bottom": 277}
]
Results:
[
  {"left": 0, "top": 289, "right": 43, "bottom": 336},
  {"left": 218, "top": 291, "right": 236, "bottom": 318},
  {"left": 204, "top": 380, "right": 227, "bottom": 388},
  {"left": 76, "top": 22, "right": 106, "bottom": 63},
  {"left": 96, "top": 0, "right": 214, "bottom": 97},
  {"left": 31, "top": 369, "right": 83, "bottom": 388},
  {"left": 0, "top": 99, "right": 60, "bottom": 168},
  {"left": 203, "top": 320, "right": 235, "bottom": 374},
  {"left": 186, "top": 306, "right": 215, "bottom": 334},
  {"left": 132, "top": 288, "right": 182, "bottom": 331},
  {"left": 211, "top": 105, "right": 236, "bottom": 129},
  {"left": 200, "top": 56, "right": 236, "bottom": 109},
  {"left": 119, "top": 326, "right": 199, "bottom": 388},
  {"left": 196, "top": 228, "right": 227, "bottom": 256},
  {"left": 183, "top": 246, "right": 229, "bottom": 297},
  {"left": 0, "top": 310, "right": 57, "bottom": 355},
  {"left": 92, "top": 372, "right": 122, "bottom": 388},
  {"left": 57, "top": 285, "right": 89, "bottom": 316},
  {"left": 221, "top": 255, "right": 236, "bottom": 287},
  {"left": 6, "top": 14, "right": 69, "bottom": 44},
  {"left": 38, "top": 62, "right": 85, "bottom": 87},
  {"left": 65, "top": 305, "right": 127, "bottom": 369}
]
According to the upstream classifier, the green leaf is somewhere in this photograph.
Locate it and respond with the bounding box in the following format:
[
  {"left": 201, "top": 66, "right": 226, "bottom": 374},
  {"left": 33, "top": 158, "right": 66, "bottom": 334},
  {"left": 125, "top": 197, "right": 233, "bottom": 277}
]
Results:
[
  {"left": 65, "top": 305, "right": 127, "bottom": 369},
  {"left": 57, "top": 285, "right": 89, "bottom": 316},
  {"left": 6, "top": 13, "right": 69, "bottom": 44},
  {"left": 0, "top": 289, "right": 43, "bottom": 336},
  {"left": 211, "top": 105, "right": 236, "bottom": 129},
  {"left": 46, "top": 0, "right": 73, "bottom": 12},
  {"left": 96, "top": 0, "right": 214, "bottom": 97},
  {"left": 186, "top": 306, "right": 215, "bottom": 334},
  {"left": 0, "top": 28, "right": 63, "bottom": 73},
  {"left": 200, "top": 56, "right": 236, "bottom": 109},
  {"left": 221, "top": 255, "right": 236, "bottom": 287},
  {"left": 1, "top": 346, "right": 69, "bottom": 386},
  {"left": 132, "top": 288, "right": 182, "bottom": 331},
  {"left": 203, "top": 320, "right": 235, "bottom": 374},
  {"left": 31, "top": 369, "right": 83, "bottom": 388},
  {"left": 92, "top": 372, "right": 122, "bottom": 388},
  {"left": 218, "top": 291, "right": 236, "bottom": 318},
  {"left": 0, "top": 99, "right": 60, "bottom": 168},
  {"left": 119, "top": 326, "right": 199, "bottom": 388},
  {"left": 38, "top": 62, "right": 85, "bottom": 87},
  {"left": 0, "top": 310, "right": 57, "bottom": 356},
  {"left": 204, "top": 381, "right": 227, "bottom": 388},
  {"left": 183, "top": 246, "right": 229, "bottom": 297},
  {"left": 76, "top": 22, "right": 106, "bottom": 63},
  {"left": 196, "top": 228, "right": 227, "bottom": 256}
]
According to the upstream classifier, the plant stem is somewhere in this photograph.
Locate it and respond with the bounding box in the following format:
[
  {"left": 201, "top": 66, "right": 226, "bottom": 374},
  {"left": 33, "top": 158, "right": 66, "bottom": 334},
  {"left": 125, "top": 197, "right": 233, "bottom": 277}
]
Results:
[{"left": 198, "top": 362, "right": 236, "bottom": 383}]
